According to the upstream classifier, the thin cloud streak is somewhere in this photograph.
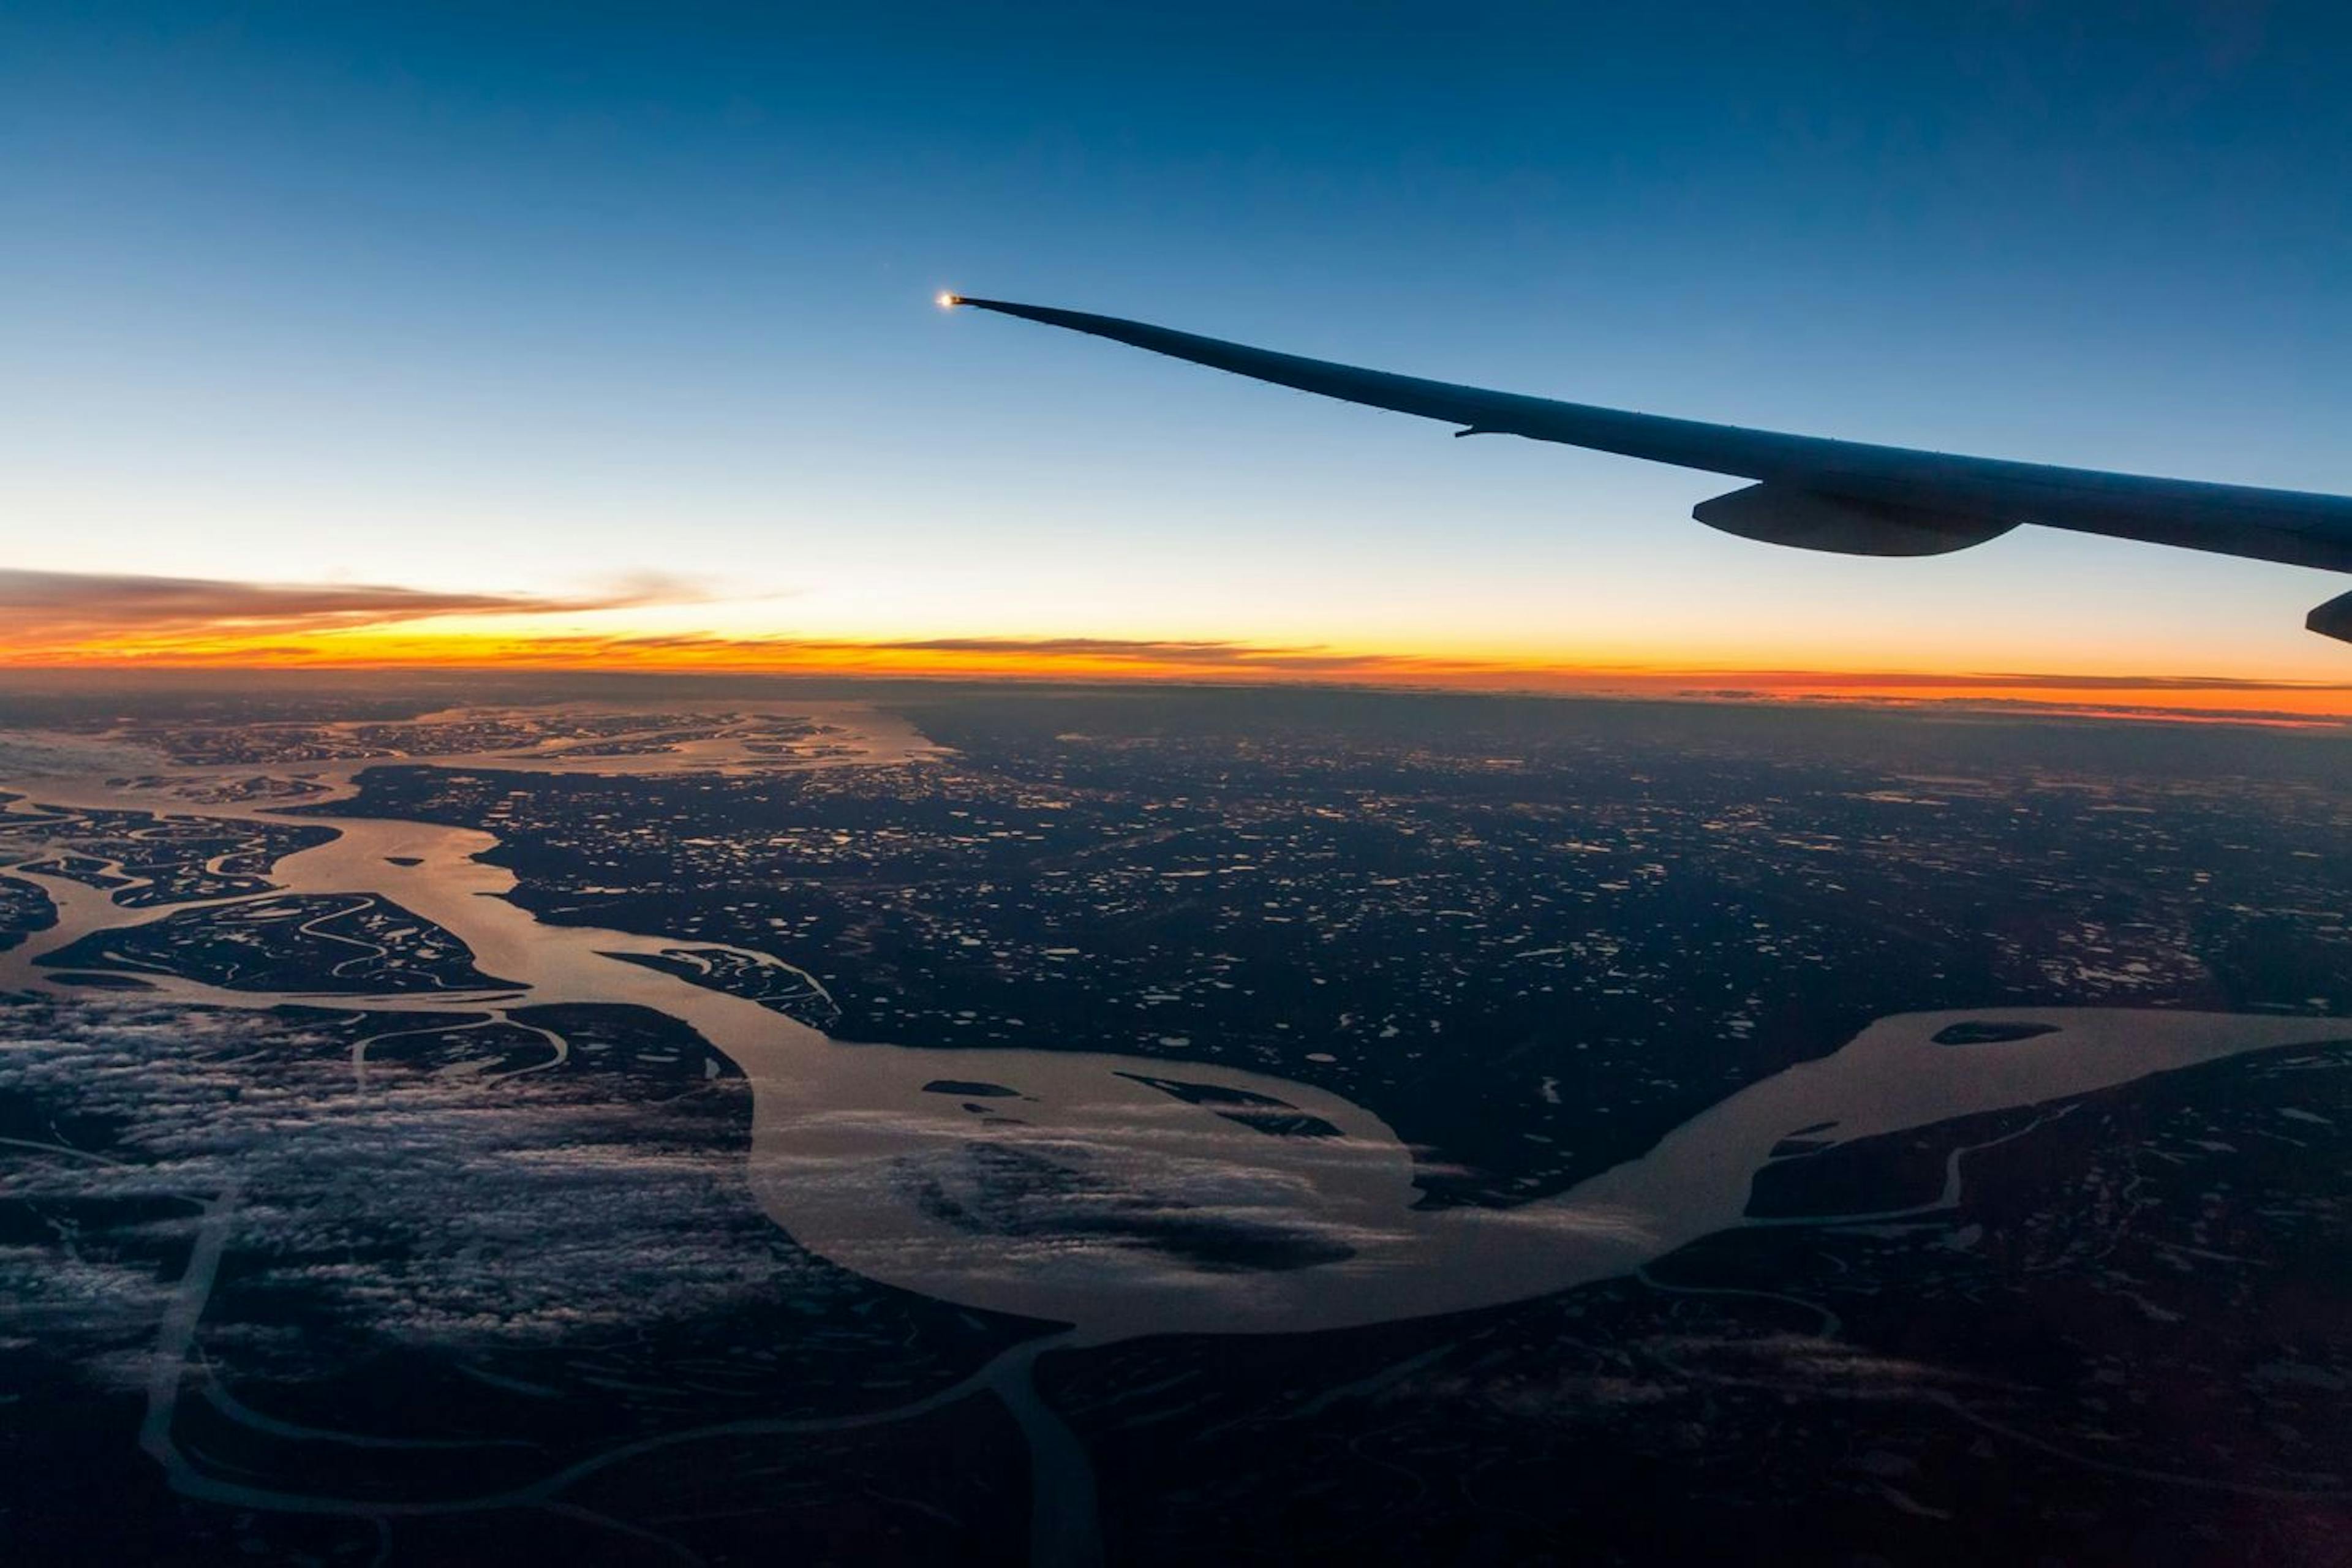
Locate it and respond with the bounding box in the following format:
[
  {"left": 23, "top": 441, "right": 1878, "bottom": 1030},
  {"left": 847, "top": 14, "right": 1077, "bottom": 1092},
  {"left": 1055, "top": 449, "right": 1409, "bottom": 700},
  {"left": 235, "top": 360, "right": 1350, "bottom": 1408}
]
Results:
[
  {"left": 0, "top": 568, "right": 714, "bottom": 646},
  {"left": 813, "top": 635, "right": 1443, "bottom": 674},
  {"left": 1717, "top": 668, "right": 2352, "bottom": 695}
]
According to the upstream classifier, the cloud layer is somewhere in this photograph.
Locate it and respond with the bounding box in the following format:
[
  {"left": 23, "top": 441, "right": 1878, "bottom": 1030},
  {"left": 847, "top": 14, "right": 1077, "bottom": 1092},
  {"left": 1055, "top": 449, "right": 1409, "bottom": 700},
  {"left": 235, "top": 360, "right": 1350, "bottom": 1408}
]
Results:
[
  {"left": 6, "top": 570, "right": 2350, "bottom": 722},
  {"left": 0, "top": 568, "right": 702, "bottom": 652}
]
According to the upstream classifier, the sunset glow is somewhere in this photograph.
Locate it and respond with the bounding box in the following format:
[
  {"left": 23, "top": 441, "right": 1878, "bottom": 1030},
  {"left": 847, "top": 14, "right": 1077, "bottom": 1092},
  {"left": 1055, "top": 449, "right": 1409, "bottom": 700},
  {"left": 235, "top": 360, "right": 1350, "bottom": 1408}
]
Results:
[
  {"left": 7, "top": 595, "right": 2350, "bottom": 723},
  {"left": 4, "top": 3, "right": 2346, "bottom": 722}
]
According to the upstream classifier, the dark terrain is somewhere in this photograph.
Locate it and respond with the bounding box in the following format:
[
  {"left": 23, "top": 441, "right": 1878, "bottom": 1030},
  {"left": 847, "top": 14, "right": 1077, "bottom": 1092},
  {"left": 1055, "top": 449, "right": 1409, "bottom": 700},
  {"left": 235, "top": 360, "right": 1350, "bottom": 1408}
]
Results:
[{"left": 2, "top": 677, "right": 2346, "bottom": 1564}]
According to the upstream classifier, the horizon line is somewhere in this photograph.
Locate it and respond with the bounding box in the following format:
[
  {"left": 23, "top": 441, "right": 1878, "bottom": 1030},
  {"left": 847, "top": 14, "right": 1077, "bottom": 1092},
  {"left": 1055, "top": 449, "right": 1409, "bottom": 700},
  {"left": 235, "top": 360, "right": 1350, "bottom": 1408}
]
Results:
[{"left": 4, "top": 654, "right": 2349, "bottom": 732}]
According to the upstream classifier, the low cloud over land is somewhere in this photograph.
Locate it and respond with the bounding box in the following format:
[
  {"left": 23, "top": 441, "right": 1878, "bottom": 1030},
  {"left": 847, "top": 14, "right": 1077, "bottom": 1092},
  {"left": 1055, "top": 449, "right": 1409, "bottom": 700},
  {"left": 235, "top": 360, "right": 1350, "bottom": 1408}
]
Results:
[{"left": 5, "top": 569, "right": 2350, "bottom": 723}]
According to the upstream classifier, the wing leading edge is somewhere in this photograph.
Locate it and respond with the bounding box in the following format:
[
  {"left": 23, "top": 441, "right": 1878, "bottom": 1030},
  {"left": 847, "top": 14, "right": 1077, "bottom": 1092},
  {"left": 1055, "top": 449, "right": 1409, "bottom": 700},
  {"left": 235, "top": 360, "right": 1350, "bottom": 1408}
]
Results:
[{"left": 946, "top": 296, "right": 2352, "bottom": 643}]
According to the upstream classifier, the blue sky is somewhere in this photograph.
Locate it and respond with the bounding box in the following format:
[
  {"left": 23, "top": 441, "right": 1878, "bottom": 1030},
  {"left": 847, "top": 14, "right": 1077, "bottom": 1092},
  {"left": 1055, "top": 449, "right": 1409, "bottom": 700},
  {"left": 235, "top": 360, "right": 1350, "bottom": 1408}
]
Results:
[{"left": 4, "top": 1, "right": 2348, "bottom": 677}]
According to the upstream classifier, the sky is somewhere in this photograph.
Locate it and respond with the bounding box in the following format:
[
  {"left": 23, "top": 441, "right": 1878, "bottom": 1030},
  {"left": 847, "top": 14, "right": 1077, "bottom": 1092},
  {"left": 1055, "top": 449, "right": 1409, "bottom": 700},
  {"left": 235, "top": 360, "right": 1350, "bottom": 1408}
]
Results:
[{"left": 4, "top": 1, "right": 2351, "bottom": 711}]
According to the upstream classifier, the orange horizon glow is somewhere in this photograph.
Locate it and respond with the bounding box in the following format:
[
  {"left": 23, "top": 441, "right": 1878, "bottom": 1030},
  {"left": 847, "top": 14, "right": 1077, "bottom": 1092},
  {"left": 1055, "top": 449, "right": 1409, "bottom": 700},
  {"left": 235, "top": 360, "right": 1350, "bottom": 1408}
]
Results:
[{"left": 9, "top": 619, "right": 2352, "bottom": 727}]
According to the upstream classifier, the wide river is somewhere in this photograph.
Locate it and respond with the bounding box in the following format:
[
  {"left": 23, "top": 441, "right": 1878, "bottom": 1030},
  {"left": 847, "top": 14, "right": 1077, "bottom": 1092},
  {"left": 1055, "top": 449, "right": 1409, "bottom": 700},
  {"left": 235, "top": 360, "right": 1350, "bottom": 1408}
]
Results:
[{"left": 2, "top": 701, "right": 2340, "bottom": 1350}]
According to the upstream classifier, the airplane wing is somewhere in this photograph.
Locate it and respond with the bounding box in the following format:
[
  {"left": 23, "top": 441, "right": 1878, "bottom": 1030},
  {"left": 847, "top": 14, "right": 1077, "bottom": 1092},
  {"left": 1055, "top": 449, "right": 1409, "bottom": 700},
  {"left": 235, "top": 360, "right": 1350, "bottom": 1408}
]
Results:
[{"left": 944, "top": 296, "right": 2352, "bottom": 643}]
